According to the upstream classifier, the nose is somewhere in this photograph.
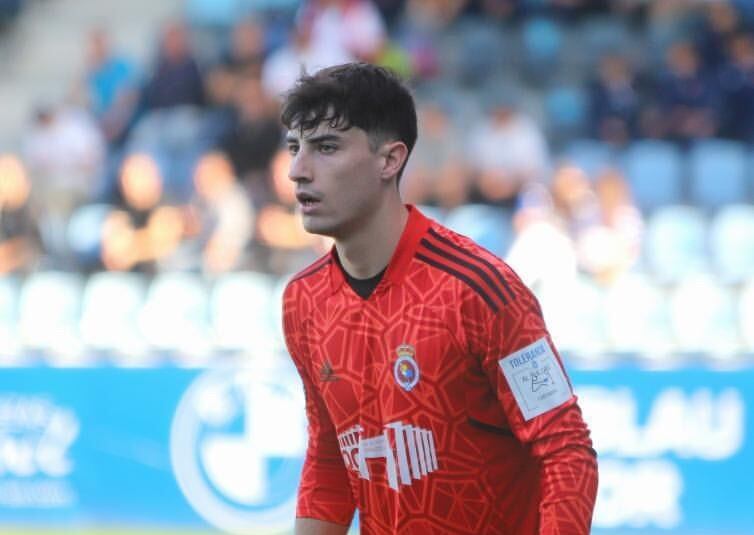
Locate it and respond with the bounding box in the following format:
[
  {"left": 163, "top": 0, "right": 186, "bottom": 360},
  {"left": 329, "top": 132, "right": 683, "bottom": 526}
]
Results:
[{"left": 288, "top": 150, "right": 312, "bottom": 184}]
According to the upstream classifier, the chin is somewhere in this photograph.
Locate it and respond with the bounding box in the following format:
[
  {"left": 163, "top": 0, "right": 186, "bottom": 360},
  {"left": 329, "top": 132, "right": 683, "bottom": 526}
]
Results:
[{"left": 302, "top": 216, "right": 337, "bottom": 238}]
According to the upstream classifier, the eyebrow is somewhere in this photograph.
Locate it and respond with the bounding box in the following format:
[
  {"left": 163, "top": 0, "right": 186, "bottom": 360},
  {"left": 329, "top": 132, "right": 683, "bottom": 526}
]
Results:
[{"left": 285, "top": 133, "right": 343, "bottom": 145}]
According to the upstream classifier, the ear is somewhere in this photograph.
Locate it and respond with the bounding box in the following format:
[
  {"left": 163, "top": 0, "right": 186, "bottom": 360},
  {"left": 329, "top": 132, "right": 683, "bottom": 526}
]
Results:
[{"left": 378, "top": 141, "right": 409, "bottom": 182}]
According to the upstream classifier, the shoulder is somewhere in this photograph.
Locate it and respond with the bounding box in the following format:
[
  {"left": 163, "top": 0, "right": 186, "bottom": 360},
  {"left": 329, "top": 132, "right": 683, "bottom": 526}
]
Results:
[
  {"left": 415, "top": 222, "right": 528, "bottom": 315},
  {"left": 283, "top": 253, "right": 333, "bottom": 321}
]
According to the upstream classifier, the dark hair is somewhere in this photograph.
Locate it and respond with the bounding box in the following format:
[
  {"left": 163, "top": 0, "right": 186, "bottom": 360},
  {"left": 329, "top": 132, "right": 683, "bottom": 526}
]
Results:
[{"left": 281, "top": 62, "right": 418, "bottom": 182}]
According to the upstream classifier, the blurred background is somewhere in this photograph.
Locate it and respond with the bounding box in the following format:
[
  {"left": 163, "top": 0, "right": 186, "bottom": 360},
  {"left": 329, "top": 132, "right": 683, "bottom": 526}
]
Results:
[{"left": 0, "top": 0, "right": 752, "bottom": 533}]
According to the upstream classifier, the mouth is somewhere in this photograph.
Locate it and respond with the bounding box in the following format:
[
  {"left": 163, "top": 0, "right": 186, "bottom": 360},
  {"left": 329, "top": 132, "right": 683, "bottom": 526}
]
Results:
[{"left": 296, "top": 191, "right": 321, "bottom": 213}]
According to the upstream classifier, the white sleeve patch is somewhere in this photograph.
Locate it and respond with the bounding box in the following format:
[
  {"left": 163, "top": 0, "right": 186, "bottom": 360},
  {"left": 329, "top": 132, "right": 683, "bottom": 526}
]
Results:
[{"left": 498, "top": 337, "right": 572, "bottom": 421}]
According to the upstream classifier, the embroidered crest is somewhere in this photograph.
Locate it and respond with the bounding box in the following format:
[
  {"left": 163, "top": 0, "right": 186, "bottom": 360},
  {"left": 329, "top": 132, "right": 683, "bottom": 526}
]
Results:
[{"left": 393, "top": 344, "right": 420, "bottom": 391}]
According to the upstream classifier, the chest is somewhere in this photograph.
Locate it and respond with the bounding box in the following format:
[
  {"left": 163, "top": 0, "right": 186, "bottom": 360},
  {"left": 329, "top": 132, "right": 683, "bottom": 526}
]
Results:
[{"left": 303, "top": 294, "right": 469, "bottom": 430}]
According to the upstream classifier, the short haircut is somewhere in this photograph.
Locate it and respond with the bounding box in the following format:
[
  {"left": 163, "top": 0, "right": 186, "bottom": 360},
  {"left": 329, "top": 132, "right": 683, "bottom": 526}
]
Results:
[{"left": 281, "top": 62, "right": 418, "bottom": 182}]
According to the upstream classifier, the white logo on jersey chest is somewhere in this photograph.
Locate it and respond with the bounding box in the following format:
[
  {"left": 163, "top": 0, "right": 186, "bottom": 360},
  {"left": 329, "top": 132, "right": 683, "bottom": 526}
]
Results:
[{"left": 337, "top": 421, "right": 438, "bottom": 490}]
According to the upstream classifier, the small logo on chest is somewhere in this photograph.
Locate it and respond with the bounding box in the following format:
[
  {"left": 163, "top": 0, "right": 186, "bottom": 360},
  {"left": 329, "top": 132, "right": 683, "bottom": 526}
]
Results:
[
  {"left": 393, "top": 344, "right": 420, "bottom": 391},
  {"left": 319, "top": 360, "right": 338, "bottom": 382}
]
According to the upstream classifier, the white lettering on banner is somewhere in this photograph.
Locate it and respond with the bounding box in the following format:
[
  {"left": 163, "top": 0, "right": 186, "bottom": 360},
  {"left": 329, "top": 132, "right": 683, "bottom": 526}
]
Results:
[
  {"left": 594, "top": 459, "right": 682, "bottom": 528},
  {"left": 0, "top": 396, "right": 79, "bottom": 478},
  {"left": 337, "top": 421, "right": 438, "bottom": 490},
  {"left": 0, "top": 395, "right": 79, "bottom": 509},
  {"left": 0, "top": 480, "right": 76, "bottom": 507},
  {"left": 578, "top": 387, "right": 744, "bottom": 459}
]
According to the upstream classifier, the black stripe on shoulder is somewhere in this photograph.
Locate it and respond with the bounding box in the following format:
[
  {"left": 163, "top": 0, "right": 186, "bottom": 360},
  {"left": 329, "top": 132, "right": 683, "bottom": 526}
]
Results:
[
  {"left": 291, "top": 258, "right": 332, "bottom": 283},
  {"left": 416, "top": 252, "right": 499, "bottom": 313},
  {"left": 420, "top": 238, "right": 508, "bottom": 307},
  {"left": 428, "top": 227, "right": 516, "bottom": 301}
]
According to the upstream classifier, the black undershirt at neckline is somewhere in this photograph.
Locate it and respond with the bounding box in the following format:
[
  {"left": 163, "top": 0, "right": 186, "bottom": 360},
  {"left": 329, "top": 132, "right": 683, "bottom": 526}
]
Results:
[{"left": 336, "top": 256, "right": 387, "bottom": 299}]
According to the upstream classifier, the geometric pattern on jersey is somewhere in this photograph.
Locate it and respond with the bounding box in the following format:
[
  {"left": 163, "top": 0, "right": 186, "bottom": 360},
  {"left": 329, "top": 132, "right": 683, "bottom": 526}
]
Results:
[{"left": 283, "top": 205, "right": 598, "bottom": 534}]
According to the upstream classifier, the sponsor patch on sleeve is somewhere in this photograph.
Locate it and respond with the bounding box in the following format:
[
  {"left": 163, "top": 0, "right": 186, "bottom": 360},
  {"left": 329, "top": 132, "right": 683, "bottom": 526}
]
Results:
[{"left": 498, "top": 337, "right": 572, "bottom": 421}]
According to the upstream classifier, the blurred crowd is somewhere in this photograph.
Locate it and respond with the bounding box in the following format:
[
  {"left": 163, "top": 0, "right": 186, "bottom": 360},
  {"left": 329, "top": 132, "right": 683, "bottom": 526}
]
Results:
[{"left": 0, "top": 0, "right": 754, "bottom": 361}]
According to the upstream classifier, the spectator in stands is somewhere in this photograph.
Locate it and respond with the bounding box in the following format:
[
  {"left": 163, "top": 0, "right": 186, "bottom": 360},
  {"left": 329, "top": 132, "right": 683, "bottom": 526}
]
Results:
[
  {"left": 506, "top": 182, "right": 578, "bottom": 290},
  {"left": 100, "top": 153, "right": 185, "bottom": 273},
  {"left": 126, "top": 21, "right": 213, "bottom": 204},
  {"left": 401, "top": 99, "right": 470, "bottom": 209},
  {"left": 393, "top": 0, "right": 469, "bottom": 81},
  {"left": 261, "top": 19, "right": 352, "bottom": 98},
  {"left": 588, "top": 53, "right": 640, "bottom": 145},
  {"left": 473, "top": 0, "right": 518, "bottom": 22},
  {"left": 719, "top": 31, "right": 754, "bottom": 142},
  {"left": 0, "top": 0, "right": 23, "bottom": 23},
  {"left": 22, "top": 103, "right": 105, "bottom": 266},
  {"left": 0, "top": 154, "right": 40, "bottom": 273},
  {"left": 220, "top": 75, "right": 282, "bottom": 208},
  {"left": 181, "top": 152, "right": 254, "bottom": 276},
  {"left": 206, "top": 18, "right": 267, "bottom": 107},
  {"left": 575, "top": 168, "right": 643, "bottom": 283},
  {"left": 696, "top": 0, "right": 744, "bottom": 72},
  {"left": 466, "top": 90, "right": 550, "bottom": 208},
  {"left": 78, "top": 28, "right": 140, "bottom": 147},
  {"left": 655, "top": 40, "right": 720, "bottom": 143},
  {"left": 142, "top": 21, "right": 205, "bottom": 111},
  {"left": 301, "top": 0, "right": 387, "bottom": 64},
  {"left": 550, "top": 163, "right": 599, "bottom": 239}
]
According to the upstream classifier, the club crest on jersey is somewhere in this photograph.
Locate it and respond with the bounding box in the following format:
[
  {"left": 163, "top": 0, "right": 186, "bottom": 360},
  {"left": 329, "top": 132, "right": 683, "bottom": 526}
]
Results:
[{"left": 393, "top": 344, "right": 419, "bottom": 391}]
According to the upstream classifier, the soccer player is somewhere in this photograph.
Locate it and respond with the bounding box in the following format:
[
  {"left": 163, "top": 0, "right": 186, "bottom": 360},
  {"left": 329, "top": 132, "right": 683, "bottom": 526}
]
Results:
[{"left": 281, "top": 63, "right": 598, "bottom": 535}]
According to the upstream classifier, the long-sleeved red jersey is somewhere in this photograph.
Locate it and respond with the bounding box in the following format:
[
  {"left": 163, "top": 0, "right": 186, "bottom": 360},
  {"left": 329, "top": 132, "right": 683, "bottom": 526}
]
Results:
[{"left": 282, "top": 206, "right": 598, "bottom": 534}]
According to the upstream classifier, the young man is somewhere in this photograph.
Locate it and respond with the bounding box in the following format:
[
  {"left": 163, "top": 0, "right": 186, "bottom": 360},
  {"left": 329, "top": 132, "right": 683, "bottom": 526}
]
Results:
[{"left": 281, "top": 63, "right": 598, "bottom": 535}]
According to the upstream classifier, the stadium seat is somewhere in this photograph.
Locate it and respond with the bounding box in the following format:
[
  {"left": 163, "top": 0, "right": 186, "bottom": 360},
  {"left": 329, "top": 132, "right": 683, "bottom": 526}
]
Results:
[
  {"left": 443, "top": 204, "right": 513, "bottom": 258},
  {"left": 536, "top": 274, "right": 607, "bottom": 357},
  {"left": 669, "top": 273, "right": 739, "bottom": 357},
  {"left": 450, "top": 19, "right": 506, "bottom": 87},
  {"left": 578, "top": 16, "right": 636, "bottom": 63},
  {"left": 620, "top": 140, "right": 684, "bottom": 213},
  {"left": 545, "top": 85, "right": 588, "bottom": 141},
  {"left": 710, "top": 204, "right": 754, "bottom": 284},
  {"left": 0, "top": 276, "right": 21, "bottom": 362},
  {"left": 66, "top": 203, "right": 111, "bottom": 271},
  {"left": 18, "top": 272, "right": 86, "bottom": 364},
  {"left": 138, "top": 273, "right": 211, "bottom": 363},
  {"left": 604, "top": 272, "right": 674, "bottom": 356},
  {"left": 740, "top": 277, "right": 754, "bottom": 352},
  {"left": 79, "top": 272, "right": 148, "bottom": 362},
  {"left": 185, "top": 0, "right": 239, "bottom": 28},
  {"left": 689, "top": 140, "right": 748, "bottom": 211},
  {"left": 645, "top": 205, "right": 708, "bottom": 283},
  {"left": 520, "top": 17, "right": 563, "bottom": 82},
  {"left": 210, "top": 271, "right": 279, "bottom": 353},
  {"left": 560, "top": 139, "right": 616, "bottom": 180}
]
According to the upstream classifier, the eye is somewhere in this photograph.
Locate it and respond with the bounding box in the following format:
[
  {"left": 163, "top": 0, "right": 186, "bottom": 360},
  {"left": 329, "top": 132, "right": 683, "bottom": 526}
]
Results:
[
  {"left": 287, "top": 144, "right": 299, "bottom": 155},
  {"left": 319, "top": 143, "right": 337, "bottom": 154}
]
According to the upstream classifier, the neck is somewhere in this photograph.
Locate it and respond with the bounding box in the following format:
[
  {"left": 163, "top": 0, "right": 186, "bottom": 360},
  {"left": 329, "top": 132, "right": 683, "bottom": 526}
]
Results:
[{"left": 335, "top": 195, "right": 408, "bottom": 279}]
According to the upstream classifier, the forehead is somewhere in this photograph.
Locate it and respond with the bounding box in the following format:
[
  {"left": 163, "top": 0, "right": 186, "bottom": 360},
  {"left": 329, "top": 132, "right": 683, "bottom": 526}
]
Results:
[{"left": 286, "top": 121, "right": 364, "bottom": 142}]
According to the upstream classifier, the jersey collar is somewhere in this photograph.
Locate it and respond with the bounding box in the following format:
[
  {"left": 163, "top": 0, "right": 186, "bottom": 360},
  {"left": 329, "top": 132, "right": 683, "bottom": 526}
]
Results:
[{"left": 328, "top": 205, "right": 432, "bottom": 295}]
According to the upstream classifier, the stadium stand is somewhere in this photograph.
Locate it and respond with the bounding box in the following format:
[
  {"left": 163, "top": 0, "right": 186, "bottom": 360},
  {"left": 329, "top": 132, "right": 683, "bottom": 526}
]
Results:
[{"left": 0, "top": 0, "right": 751, "bottom": 367}]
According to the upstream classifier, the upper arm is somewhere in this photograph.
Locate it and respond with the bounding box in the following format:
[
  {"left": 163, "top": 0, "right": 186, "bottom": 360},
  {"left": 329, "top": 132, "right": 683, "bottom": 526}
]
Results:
[{"left": 469, "top": 275, "right": 585, "bottom": 447}]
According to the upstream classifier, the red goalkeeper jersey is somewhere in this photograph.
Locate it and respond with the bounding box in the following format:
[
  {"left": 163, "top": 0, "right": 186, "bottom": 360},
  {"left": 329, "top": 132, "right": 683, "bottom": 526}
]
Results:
[{"left": 282, "top": 206, "right": 598, "bottom": 534}]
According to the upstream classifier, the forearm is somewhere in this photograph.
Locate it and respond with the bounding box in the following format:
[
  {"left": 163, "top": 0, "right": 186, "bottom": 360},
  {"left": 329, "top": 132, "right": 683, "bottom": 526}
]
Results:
[
  {"left": 538, "top": 443, "right": 598, "bottom": 535},
  {"left": 295, "top": 517, "right": 350, "bottom": 535}
]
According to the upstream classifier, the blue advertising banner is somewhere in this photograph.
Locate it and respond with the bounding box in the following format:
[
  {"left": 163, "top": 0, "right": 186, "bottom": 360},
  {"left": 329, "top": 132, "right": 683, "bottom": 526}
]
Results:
[
  {"left": 0, "top": 361, "right": 308, "bottom": 532},
  {"left": 572, "top": 366, "right": 754, "bottom": 535},
  {"left": 0, "top": 361, "right": 751, "bottom": 534}
]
